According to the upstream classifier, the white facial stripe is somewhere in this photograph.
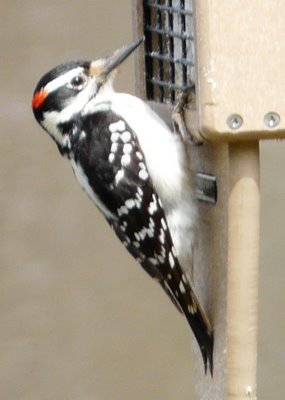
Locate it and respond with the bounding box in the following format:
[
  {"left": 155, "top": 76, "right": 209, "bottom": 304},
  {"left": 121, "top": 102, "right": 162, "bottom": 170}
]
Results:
[
  {"left": 45, "top": 67, "right": 85, "bottom": 93},
  {"left": 59, "top": 81, "right": 96, "bottom": 122},
  {"left": 42, "top": 77, "right": 97, "bottom": 145}
]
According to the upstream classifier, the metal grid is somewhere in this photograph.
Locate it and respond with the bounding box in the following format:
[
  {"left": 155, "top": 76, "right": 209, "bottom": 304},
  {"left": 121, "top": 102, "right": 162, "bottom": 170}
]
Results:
[{"left": 143, "top": 0, "right": 195, "bottom": 104}]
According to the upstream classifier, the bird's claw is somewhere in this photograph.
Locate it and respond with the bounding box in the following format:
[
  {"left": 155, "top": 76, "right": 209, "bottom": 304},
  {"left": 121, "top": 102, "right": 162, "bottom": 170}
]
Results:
[{"left": 172, "top": 86, "right": 202, "bottom": 145}]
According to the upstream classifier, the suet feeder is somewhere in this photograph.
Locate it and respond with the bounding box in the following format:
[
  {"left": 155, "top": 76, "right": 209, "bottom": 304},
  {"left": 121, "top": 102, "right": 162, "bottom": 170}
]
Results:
[{"left": 133, "top": 1, "right": 285, "bottom": 399}]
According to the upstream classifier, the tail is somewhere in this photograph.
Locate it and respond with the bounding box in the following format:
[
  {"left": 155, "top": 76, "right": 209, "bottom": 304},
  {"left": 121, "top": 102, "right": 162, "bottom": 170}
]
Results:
[
  {"left": 161, "top": 265, "right": 214, "bottom": 376},
  {"left": 182, "top": 286, "right": 214, "bottom": 376},
  {"left": 197, "top": 328, "right": 214, "bottom": 376}
]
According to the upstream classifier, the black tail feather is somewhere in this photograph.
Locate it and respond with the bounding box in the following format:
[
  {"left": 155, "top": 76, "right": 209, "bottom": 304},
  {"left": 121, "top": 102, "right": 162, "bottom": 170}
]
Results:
[{"left": 200, "top": 331, "right": 214, "bottom": 376}]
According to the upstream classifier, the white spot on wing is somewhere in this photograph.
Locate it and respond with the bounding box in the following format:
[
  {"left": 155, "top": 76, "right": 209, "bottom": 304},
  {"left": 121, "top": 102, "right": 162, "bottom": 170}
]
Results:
[
  {"left": 179, "top": 281, "right": 186, "bottom": 294},
  {"left": 136, "top": 151, "right": 143, "bottom": 160},
  {"left": 121, "top": 154, "right": 131, "bottom": 167},
  {"left": 117, "top": 205, "right": 128, "bottom": 217},
  {"left": 79, "top": 130, "right": 86, "bottom": 140},
  {"left": 188, "top": 303, "right": 197, "bottom": 314},
  {"left": 108, "top": 153, "right": 115, "bottom": 163},
  {"left": 135, "top": 199, "right": 142, "bottom": 208},
  {"left": 123, "top": 143, "right": 133, "bottom": 154},
  {"left": 134, "top": 218, "right": 156, "bottom": 242},
  {"left": 111, "top": 132, "right": 119, "bottom": 143},
  {"left": 111, "top": 143, "right": 118, "bottom": 153},
  {"left": 121, "top": 131, "right": 131, "bottom": 143},
  {"left": 125, "top": 199, "right": 135, "bottom": 209},
  {"left": 148, "top": 195, "right": 158, "bottom": 215},
  {"left": 109, "top": 120, "right": 126, "bottom": 133},
  {"left": 161, "top": 218, "right": 167, "bottom": 231},
  {"left": 136, "top": 190, "right": 142, "bottom": 201},
  {"left": 169, "top": 252, "right": 175, "bottom": 269},
  {"left": 135, "top": 189, "right": 143, "bottom": 207},
  {"left": 148, "top": 257, "right": 158, "bottom": 266},
  {"left": 139, "top": 169, "right": 148, "bottom": 180},
  {"left": 159, "top": 229, "right": 165, "bottom": 243},
  {"left": 149, "top": 218, "right": 155, "bottom": 230},
  {"left": 115, "top": 169, "right": 124, "bottom": 185}
]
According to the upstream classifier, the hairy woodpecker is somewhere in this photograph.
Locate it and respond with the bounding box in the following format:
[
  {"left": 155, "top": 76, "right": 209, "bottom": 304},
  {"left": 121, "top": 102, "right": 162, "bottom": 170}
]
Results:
[{"left": 31, "top": 38, "right": 213, "bottom": 374}]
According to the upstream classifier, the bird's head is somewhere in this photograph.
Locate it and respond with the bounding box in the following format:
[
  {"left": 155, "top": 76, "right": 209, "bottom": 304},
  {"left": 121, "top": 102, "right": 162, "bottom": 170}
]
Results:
[{"left": 31, "top": 38, "right": 143, "bottom": 154}]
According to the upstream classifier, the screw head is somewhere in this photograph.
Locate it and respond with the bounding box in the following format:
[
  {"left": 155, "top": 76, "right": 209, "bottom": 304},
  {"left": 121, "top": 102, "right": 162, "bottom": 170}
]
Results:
[
  {"left": 264, "top": 112, "right": 280, "bottom": 128},
  {"left": 227, "top": 114, "right": 243, "bottom": 130}
]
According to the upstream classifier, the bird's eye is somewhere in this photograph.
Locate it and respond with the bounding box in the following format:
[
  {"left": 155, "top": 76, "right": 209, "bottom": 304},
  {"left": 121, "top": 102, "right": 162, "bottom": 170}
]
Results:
[{"left": 70, "top": 75, "right": 86, "bottom": 90}]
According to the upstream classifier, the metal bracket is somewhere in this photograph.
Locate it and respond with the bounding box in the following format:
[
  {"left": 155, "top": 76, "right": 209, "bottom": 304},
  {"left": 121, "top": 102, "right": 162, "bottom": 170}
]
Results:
[{"left": 195, "top": 172, "right": 217, "bottom": 204}]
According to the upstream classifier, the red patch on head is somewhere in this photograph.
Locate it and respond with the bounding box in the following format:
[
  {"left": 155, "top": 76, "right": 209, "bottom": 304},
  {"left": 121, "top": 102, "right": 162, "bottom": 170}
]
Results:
[{"left": 31, "top": 89, "right": 48, "bottom": 109}]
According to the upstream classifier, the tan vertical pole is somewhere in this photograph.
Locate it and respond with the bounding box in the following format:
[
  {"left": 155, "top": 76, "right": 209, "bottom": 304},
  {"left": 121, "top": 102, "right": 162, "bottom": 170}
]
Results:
[{"left": 227, "top": 142, "right": 260, "bottom": 400}]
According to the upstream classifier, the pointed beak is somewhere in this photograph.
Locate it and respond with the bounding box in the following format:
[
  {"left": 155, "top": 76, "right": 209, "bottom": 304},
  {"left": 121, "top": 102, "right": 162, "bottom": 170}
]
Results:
[{"left": 90, "top": 37, "right": 144, "bottom": 80}]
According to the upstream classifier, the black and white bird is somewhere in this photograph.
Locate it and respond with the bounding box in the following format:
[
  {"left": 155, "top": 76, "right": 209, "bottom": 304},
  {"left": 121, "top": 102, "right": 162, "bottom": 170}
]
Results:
[{"left": 31, "top": 38, "right": 213, "bottom": 374}]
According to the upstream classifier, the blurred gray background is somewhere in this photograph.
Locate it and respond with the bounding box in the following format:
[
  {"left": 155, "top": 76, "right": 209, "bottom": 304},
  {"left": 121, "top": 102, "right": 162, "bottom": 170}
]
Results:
[{"left": 0, "top": 1, "right": 284, "bottom": 399}]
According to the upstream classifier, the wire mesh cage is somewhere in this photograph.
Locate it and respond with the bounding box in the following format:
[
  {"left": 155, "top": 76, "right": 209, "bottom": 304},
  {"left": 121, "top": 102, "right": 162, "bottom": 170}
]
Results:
[{"left": 143, "top": 0, "right": 195, "bottom": 104}]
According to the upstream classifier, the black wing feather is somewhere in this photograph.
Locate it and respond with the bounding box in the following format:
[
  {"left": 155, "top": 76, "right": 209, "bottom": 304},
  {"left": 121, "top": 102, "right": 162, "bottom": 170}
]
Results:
[{"left": 71, "top": 109, "right": 213, "bottom": 374}]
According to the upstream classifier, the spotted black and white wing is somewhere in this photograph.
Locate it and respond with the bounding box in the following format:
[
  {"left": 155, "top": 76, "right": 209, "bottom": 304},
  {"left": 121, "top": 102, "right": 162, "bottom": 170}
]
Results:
[{"left": 70, "top": 109, "right": 213, "bottom": 374}]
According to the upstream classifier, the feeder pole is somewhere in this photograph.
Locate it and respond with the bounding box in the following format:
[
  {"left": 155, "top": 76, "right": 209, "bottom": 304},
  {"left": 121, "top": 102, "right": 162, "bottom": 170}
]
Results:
[{"left": 227, "top": 142, "right": 260, "bottom": 399}]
